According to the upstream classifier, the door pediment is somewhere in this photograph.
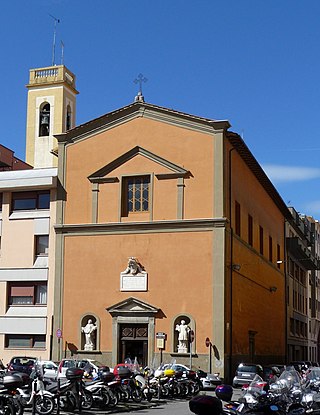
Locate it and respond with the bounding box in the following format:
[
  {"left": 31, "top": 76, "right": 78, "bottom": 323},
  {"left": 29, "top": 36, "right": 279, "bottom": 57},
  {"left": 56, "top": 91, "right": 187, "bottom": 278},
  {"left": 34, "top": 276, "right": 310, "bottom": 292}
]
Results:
[{"left": 106, "top": 297, "right": 159, "bottom": 317}]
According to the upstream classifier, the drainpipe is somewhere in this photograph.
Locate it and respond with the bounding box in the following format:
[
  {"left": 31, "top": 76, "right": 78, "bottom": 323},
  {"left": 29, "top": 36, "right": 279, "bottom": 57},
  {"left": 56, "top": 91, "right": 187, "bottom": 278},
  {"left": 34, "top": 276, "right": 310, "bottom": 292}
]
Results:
[{"left": 228, "top": 147, "right": 235, "bottom": 383}]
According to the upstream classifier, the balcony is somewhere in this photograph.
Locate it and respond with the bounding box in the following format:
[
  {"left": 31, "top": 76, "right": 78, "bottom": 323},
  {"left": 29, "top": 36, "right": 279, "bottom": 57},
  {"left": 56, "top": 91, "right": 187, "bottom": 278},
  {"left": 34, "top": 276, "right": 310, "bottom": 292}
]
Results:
[
  {"left": 27, "top": 65, "right": 78, "bottom": 93},
  {"left": 286, "top": 237, "right": 319, "bottom": 270}
]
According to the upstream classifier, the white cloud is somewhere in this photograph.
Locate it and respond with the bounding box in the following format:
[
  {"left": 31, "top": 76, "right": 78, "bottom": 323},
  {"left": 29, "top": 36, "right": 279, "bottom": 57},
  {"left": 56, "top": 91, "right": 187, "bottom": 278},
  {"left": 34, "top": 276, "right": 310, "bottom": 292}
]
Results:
[{"left": 262, "top": 164, "right": 320, "bottom": 182}]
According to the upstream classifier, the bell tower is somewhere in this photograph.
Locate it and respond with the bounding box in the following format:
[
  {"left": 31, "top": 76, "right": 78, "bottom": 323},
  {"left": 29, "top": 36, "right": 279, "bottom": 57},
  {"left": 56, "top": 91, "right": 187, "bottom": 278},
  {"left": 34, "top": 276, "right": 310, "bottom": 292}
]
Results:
[{"left": 25, "top": 65, "right": 78, "bottom": 168}]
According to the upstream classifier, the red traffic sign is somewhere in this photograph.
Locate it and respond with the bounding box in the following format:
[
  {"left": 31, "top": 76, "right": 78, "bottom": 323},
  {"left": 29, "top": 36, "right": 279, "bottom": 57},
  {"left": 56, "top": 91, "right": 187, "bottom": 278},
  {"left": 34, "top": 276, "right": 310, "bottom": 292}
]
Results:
[
  {"left": 189, "top": 329, "right": 195, "bottom": 343},
  {"left": 56, "top": 329, "right": 62, "bottom": 338},
  {"left": 205, "top": 337, "right": 211, "bottom": 347}
]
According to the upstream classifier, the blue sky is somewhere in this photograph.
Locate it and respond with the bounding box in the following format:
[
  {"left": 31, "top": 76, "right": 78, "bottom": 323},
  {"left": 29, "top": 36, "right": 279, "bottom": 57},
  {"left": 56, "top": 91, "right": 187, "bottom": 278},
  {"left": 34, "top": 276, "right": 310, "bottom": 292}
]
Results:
[{"left": 1, "top": 0, "right": 320, "bottom": 217}]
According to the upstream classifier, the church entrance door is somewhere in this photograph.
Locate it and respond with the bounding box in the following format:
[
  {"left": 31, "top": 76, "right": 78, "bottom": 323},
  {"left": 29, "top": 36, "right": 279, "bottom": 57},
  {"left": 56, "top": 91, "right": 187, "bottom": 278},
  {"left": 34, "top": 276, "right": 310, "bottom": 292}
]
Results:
[{"left": 119, "top": 324, "right": 148, "bottom": 367}]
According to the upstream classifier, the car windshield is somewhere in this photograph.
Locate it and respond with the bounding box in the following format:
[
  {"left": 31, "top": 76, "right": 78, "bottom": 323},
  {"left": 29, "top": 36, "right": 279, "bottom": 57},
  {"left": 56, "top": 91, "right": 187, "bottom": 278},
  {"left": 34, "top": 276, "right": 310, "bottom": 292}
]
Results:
[
  {"left": 13, "top": 358, "right": 35, "bottom": 365},
  {"left": 89, "top": 360, "right": 104, "bottom": 367},
  {"left": 238, "top": 365, "right": 259, "bottom": 373}
]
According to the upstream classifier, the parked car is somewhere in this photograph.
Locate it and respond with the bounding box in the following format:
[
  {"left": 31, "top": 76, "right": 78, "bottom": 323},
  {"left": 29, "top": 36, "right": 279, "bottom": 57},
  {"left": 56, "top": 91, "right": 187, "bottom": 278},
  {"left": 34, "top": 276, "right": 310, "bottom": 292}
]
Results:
[
  {"left": 7, "top": 356, "right": 36, "bottom": 375},
  {"left": 232, "top": 363, "right": 263, "bottom": 388},
  {"left": 37, "top": 360, "right": 58, "bottom": 379},
  {"left": 262, "top": 365, "right": 281, "bottom": 381},
  {"left": 57, "top": 358, "right": 107, "bottom": 379}
]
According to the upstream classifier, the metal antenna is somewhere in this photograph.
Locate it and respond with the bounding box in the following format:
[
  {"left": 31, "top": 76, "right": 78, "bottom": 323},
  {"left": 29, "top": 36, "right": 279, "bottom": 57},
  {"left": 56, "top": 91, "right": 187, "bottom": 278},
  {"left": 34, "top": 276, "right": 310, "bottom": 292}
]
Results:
[
  {"left": 61, "top": 40, "right": 64, "bottom": 65},
  {"left": 49, "top": 14, "right": 60, "bottom": 66},
  {"left": 134, "top": 73, "right": 148, "bottom": 95}
]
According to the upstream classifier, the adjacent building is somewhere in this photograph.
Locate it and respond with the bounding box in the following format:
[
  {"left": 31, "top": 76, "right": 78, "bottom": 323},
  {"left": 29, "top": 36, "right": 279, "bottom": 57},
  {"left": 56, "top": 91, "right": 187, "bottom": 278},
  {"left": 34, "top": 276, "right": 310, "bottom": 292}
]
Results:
[{"left": 0, "top": 64, "right": 77, "bottom": 363}]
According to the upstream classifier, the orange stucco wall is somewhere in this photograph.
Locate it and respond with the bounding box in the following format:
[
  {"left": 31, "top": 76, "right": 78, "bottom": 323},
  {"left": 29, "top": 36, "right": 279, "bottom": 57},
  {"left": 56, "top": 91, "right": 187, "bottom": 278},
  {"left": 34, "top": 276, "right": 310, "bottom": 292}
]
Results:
[
  {"left": 64, "top": 118, "right": 215, "bottom": 223},
  {"left": 226, "top": 144, "right": 286, "bottom": 358},
  {"left": 62, "top": 231, "right": 214, "bottom": 353}
]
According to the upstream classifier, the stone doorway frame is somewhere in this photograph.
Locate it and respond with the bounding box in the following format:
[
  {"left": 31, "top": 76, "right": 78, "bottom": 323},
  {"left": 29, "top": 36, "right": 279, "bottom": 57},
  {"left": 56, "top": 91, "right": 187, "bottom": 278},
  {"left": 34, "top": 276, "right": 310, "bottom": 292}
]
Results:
[{"left": 106, "top": 297, "right": 160, "bottom": 367}]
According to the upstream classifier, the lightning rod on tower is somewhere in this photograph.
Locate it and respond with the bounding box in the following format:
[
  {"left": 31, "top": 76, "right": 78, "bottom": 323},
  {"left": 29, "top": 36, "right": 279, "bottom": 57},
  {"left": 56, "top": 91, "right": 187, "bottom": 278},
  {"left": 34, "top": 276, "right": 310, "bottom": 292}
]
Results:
[{"left": 49, "top": 14, "right": 60, "bottom": 66}]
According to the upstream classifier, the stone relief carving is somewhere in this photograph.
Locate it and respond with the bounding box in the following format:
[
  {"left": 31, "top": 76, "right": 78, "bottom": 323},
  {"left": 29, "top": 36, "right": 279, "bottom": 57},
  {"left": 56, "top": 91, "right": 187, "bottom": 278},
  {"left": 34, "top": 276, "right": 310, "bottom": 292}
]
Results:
[
  {"left": 120, "top": 257, "right": 147, "bottom": 291},
  {"left": 123, "top": 257, "right": 145, "bottom": 275}
]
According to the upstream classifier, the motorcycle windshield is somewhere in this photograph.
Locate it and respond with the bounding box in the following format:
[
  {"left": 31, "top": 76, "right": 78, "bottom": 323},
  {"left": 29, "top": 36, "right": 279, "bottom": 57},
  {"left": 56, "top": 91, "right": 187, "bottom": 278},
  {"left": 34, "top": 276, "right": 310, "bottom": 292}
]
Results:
[
  {"left": 278, "top": 369, "right": 302, "bottom": 389},
  {"left": 305, "top": 367, "right": 320, "bottom": 382},
  {"left": 243, "top": 374, "right": 266, "bottom": 397}
]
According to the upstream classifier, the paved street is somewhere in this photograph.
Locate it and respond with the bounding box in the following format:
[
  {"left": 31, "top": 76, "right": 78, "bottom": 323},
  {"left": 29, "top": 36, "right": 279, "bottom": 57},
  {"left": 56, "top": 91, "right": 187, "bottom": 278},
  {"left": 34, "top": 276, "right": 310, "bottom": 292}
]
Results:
[{"left": 23, "top": 388, "right": 243, "bottom": 415}]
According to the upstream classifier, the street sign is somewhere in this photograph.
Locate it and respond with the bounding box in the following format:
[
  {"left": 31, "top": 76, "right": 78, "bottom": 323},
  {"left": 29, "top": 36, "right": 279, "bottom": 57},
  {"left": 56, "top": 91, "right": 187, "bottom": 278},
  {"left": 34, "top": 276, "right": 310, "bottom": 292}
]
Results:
[
  {"left": 156, "top": 332, "right": 166, "bottom": 339},
  {"left": 56, "top": 328, "right": 62, "bottom": 338},
  {"left": 189, "top": 329, "right": 195, "bottom": 343},
  {"left": 205, "top": 337, "right": 210, "bottom": 347}
]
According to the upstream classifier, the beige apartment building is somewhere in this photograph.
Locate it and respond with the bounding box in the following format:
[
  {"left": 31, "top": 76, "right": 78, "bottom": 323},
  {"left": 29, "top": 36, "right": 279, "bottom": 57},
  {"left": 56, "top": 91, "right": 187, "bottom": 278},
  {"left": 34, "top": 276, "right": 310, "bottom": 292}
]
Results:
[{"left": 0, "top": 65, "right": 77, "bottom": 364}]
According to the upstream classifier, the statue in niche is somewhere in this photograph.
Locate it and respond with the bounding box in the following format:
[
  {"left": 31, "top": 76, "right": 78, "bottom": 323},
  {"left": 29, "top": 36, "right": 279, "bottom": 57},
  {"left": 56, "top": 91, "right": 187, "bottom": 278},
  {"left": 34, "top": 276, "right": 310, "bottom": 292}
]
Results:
[
  {"left": 123, "top": 257, "right": 144, "bottom": 275},
  {"left": 81, "top": 318, "right": 97, "bottom": 351},
  {"left": 175, "top": 319, "right": 190, "bottom": 353}
]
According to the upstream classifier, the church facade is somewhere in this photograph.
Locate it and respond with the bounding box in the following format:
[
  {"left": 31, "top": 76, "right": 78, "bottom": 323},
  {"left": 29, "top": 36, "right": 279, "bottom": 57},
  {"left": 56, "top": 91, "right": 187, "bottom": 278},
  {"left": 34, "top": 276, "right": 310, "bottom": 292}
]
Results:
[{"left": 51, "top": 96, "right": 289, "bottom": 380}]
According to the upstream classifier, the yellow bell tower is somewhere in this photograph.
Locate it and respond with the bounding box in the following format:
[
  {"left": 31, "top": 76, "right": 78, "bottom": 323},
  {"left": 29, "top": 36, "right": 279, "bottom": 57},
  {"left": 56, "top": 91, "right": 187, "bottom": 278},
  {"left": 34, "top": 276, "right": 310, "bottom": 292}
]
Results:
[{"left": 25, "top": 65, "right": 78, "bottom": 168}]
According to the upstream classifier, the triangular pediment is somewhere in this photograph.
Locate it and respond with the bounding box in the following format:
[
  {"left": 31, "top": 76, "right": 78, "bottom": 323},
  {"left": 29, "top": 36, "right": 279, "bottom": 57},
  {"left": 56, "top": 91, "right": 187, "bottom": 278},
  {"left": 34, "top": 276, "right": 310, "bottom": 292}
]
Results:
[
  {"left": 106, "top": 297, "right": 159, "bottom": 316},
  {"left": 55, "top": 101, "right": 230, "bottom": 145},
  {"left": 88, "top": 146, "right": 189, "bottom": 182}
]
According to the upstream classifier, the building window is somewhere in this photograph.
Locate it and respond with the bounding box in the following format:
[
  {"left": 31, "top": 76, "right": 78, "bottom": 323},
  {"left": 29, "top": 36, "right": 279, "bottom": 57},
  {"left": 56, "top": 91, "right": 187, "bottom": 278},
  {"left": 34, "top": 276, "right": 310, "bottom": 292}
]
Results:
[
  {"left": 8, "top": 283, "right": 47, "bottom": 305},
  {"left": 269, "top": 236, "right": 273, "bottom": 262},
  {"left": 12, "top": 191, "right": 50, "bottom": 211},
  {"left": 66, "top": 105, "right": 72, "bottom": 130},
  {"left": 5, "top": 335, "right": 46, "bottom": 349},
  {"left": 39, "top": 103, "right": 50, "bottom": 137},
  {"left": 259, "top": 226, "right": 264, "bottom": 255},
  {"left": 122, "top": 176, "right": 150, "bottom": 215},
  {"left": 35, "top": 235, "right": 49, "bottom": 256},
  {"left": 235, "top": 201, "right": 241, "bottom": 236},
  {"left": 248, "top": 214, "right": 253, "bottom": 246}
]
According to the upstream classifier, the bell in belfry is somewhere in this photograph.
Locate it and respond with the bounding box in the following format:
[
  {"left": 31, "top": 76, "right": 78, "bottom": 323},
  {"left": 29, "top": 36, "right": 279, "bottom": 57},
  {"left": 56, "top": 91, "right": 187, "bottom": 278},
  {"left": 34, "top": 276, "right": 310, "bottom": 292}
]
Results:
[
  {"left": 39, "top": 103, "right": 50, "bottom": 136},
  {"left": 41, "top": 114, "right": 49, "bottom": 125}
]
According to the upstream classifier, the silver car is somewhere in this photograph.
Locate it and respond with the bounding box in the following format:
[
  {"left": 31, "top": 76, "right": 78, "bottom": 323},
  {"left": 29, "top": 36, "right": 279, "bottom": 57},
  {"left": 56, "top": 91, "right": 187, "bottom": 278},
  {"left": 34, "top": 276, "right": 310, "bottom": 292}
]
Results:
[{"left": 232, "top": 363, "right": 263, "bottom": 388}]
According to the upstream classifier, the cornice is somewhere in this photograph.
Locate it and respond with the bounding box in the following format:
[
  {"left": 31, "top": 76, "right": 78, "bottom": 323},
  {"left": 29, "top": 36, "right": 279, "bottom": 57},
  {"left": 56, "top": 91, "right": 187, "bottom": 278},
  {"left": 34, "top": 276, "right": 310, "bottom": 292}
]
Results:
[
  {"left": 55, "top": 102, "right": 230, "bottom": 146},
  {"left": 54, "top": 218, "right": 227, "bottom": 235}
]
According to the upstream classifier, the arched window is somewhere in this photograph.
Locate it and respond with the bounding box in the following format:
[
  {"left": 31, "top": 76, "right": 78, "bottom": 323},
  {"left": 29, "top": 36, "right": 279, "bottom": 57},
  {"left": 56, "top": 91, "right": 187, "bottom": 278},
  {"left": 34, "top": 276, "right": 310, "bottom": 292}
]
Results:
[
  {"left": 66, "top": 105, "right": 72, "bottom": 131},
  {"left": 39, "top": 103, "right": 50, "bottom": 136},
  {"left": 173, "top": 315, "right": 193, "bottom": 354},
  {"left": 80, "top": 314, "right": 99, "bottom": 351}
]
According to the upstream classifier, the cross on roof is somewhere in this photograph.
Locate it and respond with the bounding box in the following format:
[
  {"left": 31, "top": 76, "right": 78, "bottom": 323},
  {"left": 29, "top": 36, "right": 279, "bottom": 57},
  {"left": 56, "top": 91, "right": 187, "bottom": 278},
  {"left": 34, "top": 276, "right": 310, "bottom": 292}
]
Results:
[{"left": 134, "top": 73, "right": 148, "bottom": 95}]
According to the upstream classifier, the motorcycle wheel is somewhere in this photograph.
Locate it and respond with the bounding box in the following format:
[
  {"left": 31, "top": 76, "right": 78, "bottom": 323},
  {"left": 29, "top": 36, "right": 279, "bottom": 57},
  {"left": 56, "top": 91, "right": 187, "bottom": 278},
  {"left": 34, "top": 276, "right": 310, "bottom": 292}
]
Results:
[
  {"left": 81, "top": 390, "right": 93, "bottom": 410},
  {"left": 191, "top": 381, "right": 201, "bottom": 395},
  {"left": 99, "top": 388, "right": 110, "bottom": 408},
  {"left": 106, "top": 389, "right": 118, "bottom": 408},
  {"left": 0, "top": 402, "right": 15, "bottom": 415},
  {"left": 12, "top": 398, "right": 24, "bottom": 415},
  {"left": 60, "top": 394, "right": 76, "bottom": 412},
  {"left": 35, "top": 396, "right": 55, "bottom": 415},
  {"left": 120, "top": 387, "right": 130, "bottom": 402},
  {"left": 131, "top": 388, "right": 143, "bottom": 403}
]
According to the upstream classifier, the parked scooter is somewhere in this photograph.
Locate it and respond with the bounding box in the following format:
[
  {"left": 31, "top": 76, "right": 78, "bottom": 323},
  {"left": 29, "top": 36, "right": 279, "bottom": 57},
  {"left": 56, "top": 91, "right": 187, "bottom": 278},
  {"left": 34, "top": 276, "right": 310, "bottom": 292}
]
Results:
[
  {"left": 0, "top": 373, "right": 25, "bottom": 415},
  {"left": 14, "top": 364, "right": 55, "bottom": 415}
]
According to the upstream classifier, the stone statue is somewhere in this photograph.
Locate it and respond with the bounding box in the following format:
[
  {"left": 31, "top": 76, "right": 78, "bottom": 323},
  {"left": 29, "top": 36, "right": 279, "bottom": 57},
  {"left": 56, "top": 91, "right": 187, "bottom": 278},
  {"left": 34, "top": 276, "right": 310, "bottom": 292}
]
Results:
[
  {"left": 123, "top": 257, "right": 144, "bottom": 275},
  {"left": 175, "top": 319, "right": 190, "bottom": 353},
  {"left": 81, "top": 319, "right": 97, "bottom": 351}
]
